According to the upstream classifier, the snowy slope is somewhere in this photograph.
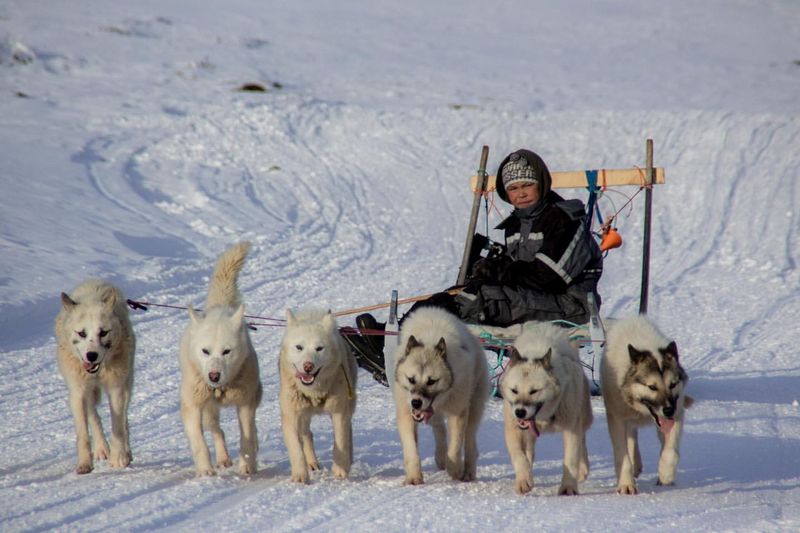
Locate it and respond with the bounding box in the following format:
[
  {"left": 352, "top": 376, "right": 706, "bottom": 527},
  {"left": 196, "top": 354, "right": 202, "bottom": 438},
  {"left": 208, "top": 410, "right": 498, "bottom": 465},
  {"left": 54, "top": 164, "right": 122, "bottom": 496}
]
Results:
[{"left": 1, "top": 0, "right": 800, "bottom": 531}]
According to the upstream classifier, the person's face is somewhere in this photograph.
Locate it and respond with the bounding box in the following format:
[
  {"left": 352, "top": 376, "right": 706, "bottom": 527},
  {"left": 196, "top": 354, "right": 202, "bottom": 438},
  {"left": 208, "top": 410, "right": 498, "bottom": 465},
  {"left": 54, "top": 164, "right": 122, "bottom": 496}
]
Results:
[{"left": 506, "top": 181, "right": 540, "bottom": 209}]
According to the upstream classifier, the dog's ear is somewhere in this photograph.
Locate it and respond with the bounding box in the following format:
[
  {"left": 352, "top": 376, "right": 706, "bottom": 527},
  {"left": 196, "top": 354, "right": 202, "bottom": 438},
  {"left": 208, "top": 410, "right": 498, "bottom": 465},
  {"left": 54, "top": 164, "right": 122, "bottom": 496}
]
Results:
[
  {"left": 188, "top": 305, "right": 200, "bottom": 325},
  {"left": 60, "top": 292, "right": 77, "bottom": 310},
  {"left": 231, "top": 304, "right": 245, "bottom": 327},
  {"left": 286, "top": 309, "right": 297, "bottom": 326},
  {"left": 405, "top": 335, "right": 422, "bottom": 354},
  {"left": 627, "top": 344, "right": 650, "bottom": 365},
  {"left": 434, "top": 337, "right": 447, "bottom": 359},
  {"left": 508, "top": 346, "right": 524, "bottom": 364},
  {"left": 322, "top": 310, "right": 336, "bottom": 331},
  {"left": 540, "top": 347, "right": 553, "bottom": 370},
  {"left": 100, "top": 286, "right": 118, "bottom": 308},
  {"left": 661, "top": 341, "right": 679, "bottom": 362}
]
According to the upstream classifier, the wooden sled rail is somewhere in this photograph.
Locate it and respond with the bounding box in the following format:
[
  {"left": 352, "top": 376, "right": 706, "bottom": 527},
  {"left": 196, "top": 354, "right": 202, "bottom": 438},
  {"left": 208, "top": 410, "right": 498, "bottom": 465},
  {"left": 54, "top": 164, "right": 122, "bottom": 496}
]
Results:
[{"left": 470, "top": 167, "right": 665, "bottom": 192}]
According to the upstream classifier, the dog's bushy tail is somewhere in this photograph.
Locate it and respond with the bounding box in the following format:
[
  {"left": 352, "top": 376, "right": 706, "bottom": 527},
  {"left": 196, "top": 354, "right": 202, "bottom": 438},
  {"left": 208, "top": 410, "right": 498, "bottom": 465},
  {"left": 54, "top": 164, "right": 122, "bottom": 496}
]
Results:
[{"left": 206, "top": 241, "right": 251, "bottom": 309}]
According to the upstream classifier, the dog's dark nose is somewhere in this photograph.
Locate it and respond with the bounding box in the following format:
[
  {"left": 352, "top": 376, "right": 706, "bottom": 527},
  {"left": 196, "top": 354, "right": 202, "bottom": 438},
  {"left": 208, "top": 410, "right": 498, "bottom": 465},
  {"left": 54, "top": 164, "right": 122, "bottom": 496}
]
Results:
[
  {"left": 208, "top": 371, "right": 221, "bottom": 383},
  {"left": 663, "top": 405, "right": 675, "bottom": 418},
  {"left": 515, "top": 408, "right": 527, "bottom": 419},
  {"left": 411, "top": 399, "right": 422, "bottom": 410},
  {"left": 86, "top": 352, "right": 98, "bottom": 362},
  {"left": 303, "top": 361, "right": 314, "bottom": 373}
]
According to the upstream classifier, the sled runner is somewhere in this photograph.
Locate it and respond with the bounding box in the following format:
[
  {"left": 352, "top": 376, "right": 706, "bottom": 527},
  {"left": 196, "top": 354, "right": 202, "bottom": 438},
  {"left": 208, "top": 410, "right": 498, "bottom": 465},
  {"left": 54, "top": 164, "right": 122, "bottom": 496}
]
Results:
[{"left": 347, "top": 140, "right": 665, "bottom": 395}]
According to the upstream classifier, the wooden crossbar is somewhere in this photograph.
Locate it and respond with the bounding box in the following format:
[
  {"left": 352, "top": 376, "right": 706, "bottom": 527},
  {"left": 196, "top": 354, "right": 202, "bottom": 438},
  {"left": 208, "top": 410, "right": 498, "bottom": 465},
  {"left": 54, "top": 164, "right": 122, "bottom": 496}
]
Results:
[{"left": 470, "top": 167, "right": 665, "bottom": 192}]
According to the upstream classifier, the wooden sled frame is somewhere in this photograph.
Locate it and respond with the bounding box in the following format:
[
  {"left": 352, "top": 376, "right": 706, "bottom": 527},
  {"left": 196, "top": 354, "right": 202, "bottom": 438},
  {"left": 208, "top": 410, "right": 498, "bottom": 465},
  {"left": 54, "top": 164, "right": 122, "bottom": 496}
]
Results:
[{"left": 383, "top": 140, "right": 665, "bottom": 395}]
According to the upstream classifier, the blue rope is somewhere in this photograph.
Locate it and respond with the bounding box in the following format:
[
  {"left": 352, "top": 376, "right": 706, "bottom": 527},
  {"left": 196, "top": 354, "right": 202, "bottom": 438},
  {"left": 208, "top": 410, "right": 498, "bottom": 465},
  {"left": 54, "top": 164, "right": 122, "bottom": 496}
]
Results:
[{"left": 584, "top": 170, "right": 600, "bottom": 237}]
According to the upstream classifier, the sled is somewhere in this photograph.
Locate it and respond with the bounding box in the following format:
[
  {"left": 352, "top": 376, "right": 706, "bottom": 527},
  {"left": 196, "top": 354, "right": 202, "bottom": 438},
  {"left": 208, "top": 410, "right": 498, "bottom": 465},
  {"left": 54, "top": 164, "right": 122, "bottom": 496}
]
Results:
[{"left": 368, "top": 140, "right": 664, "bottom": 396}]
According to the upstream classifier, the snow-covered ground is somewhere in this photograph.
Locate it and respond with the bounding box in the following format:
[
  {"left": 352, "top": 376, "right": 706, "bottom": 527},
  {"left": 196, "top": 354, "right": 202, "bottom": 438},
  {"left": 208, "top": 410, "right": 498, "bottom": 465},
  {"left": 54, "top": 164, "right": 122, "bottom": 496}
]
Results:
[{"left": 2, "top": 0, "right": 799, "bottom": 531}]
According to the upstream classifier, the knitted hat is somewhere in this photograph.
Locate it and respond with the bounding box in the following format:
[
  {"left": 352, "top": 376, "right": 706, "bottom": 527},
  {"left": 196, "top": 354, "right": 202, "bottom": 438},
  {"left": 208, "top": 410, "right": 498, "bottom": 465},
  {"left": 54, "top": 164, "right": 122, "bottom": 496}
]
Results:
[{"left": 501, "top": 155, "right": 539, "bottom": 189}]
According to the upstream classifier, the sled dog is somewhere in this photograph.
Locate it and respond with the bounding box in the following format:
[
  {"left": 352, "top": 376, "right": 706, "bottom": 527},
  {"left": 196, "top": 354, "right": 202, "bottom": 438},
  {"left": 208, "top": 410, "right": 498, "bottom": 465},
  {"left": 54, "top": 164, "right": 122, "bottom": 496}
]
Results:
[
  {"left": 55, "top": 280, "right": 135, "bottom": 474},
  {"left": 601, "top": 315, "right": 691, "bottom": 494},
  {"left": 500, "top": 322, "right": 592, "bottom": 495},
  {"left": 278, "top": 309, "right": 357, "bottom": 483},
  {"left": 179, "top": 242, "right": 262, "bottom": 476},
  {"left": 393, "top": 307, "right": 489, "bottom": 485}
]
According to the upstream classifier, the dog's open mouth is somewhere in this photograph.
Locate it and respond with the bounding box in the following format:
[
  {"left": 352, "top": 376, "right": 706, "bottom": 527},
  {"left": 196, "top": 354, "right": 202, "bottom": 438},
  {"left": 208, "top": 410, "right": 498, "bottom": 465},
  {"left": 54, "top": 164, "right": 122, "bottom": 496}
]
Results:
[
  {"left": 654, "top": 415, "right": 675, "bottom": 436},
  {"left": 295, "top": 368, "right": 321, "bottom": 386},
  {"left": 83, "top": 361, "right": 100, "bottom": 374},
  {"left": 517, "top": 417, "right": 540, "bottom": 437},
  {"left": 646, "top": 404, "right": 676, "bottom": 436},
  {"left": 411, "top": 407, "right": 434, "bottom": 424}
]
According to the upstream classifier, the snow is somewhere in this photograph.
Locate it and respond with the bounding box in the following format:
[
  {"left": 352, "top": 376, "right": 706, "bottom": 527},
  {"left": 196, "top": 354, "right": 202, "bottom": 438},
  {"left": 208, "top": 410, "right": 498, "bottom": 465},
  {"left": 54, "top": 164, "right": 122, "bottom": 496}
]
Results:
[{"left": 2, "top": 0, "right": 800, "bottom": 531}]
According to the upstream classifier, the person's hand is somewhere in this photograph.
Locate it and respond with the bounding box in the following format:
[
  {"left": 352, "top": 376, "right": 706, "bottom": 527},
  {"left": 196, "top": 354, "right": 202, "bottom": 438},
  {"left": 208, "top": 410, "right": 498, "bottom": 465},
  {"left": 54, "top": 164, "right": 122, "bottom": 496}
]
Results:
[
  {"left": 470, "top": 256, "right": 510, "bottom": 282},
  {"left": 471, "top": 257, "right": 494, "bottom": 281}
]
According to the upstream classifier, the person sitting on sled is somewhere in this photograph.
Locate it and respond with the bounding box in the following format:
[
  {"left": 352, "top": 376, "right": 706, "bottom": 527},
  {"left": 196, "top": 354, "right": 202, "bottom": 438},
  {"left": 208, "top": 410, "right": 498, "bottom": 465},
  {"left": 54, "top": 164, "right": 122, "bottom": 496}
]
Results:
[{"left": 347, "top": 149, "right": 604, "bottom": 382}]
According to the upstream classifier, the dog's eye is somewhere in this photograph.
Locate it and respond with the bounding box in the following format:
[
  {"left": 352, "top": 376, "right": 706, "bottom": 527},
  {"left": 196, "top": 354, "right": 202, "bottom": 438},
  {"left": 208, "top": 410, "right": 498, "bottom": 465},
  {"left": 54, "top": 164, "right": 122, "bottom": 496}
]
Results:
[
  {"left": 426, "top": 377, "right": 438, "bottom": 386},
  {"left": 510, "top": 388, "right": 518, "bottom": 395},
  {"left": 99, "top": 329, "right": 109, "bottom": 338},
  {"left": 76, "top": 330, "right": 87, "bottom": 338},
  {"left": 222, "top": 349, "right": 231, "bottom": 356},
  {"left": 315, "top": 346, "right": 324, "bottom": 352},
  {"left": 669, "top": 382, "right": 678, "bottom": 390},
  {"left": 202, "top": 348, "right": 210, "bottom": 355},
  {"left": 529, "top": 388, "right": 538, "bottom": 396},
  {"left": 648, "top": 384, "right": 658, "bottom": 391},
  {"left": 295, "top": 344, "right": 303, "bottom": 351},
  {"left": 407, "top": 376, "right": 416, "bottom": 385}
]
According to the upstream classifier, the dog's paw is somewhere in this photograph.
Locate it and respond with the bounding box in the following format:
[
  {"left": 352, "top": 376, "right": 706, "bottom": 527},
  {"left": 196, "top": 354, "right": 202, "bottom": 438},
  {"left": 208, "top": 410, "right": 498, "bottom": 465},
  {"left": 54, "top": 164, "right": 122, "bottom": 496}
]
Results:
[
  {"left": 291, "top": 470, "right": 310, "bottom": 484},
  {"left": 514, "top": 477, "right": 533, "bottom": 495},
  {"left": 435, "top": 452, "right": 446, "bottom": 471},
  {"left": 558, "top": 485, "right": 579, "bottom": 496},
  {"left": 238, "top": 461, "right": 257, "bottom": 476},
  {"left": 332, "top": 464, "right": 349, "bottom": 479},
  {"left": 579, "top": 461, "right": 590, "bottom": 482},
  {"left": 75, "top": 462, "right": 93, "bottom": 475},
  {"left": 94, "top": 444, "right": 109, "bottom": 461},
  {"left": 460, "top": 470, "right": 476, "bottom": 482},
  {"left": 110, "top": 455, "right": 130, "bottom": 468},
  {"left": 445, "top": 459, "right": 464, "bottom": 481},
  {"left": 216, "top": 457, "right": 233, "bottom": 468},
  {"left": 307, "top": 460, "right": 320, "bottom": 471},
  {"left": 110, "top": 448, "right": 131, "bottom": 468},
  {"left": 616, "top": 483, "right": 638, "bottom": 495},
  {"left": 655, "top": 478, "right": 674, "bottom": 487},
  {"left": 196, "top": 466, "right": 216, "bottom": 477},
  {"left": 404, "top": 474, "right": 424, "bottom": 486}
]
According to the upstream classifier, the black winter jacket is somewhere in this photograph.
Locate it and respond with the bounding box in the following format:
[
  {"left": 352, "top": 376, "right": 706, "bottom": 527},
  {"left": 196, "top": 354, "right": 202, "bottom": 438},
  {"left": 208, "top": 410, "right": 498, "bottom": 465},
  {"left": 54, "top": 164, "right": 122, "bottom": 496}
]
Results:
[{"left": 456, "top": 149, "right": 603, "bottom": 326}]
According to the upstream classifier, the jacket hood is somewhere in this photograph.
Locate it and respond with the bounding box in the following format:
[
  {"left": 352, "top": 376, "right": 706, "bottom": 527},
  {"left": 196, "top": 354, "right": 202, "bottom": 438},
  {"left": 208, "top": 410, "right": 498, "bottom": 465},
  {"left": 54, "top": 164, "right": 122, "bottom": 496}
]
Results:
[{"left": 495, "top": 149, "right": 553, "bottom": 203}]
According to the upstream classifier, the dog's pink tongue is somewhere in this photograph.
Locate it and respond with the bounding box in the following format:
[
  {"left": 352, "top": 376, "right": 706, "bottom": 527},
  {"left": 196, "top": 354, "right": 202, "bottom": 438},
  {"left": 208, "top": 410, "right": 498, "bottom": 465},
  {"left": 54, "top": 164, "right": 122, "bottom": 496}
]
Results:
[
  {"left": 422, "top": 408, "right": 434, "bottom": 424},
  {"left": 83, "top": 362, "right": 94, "bottom": 371},
  {"left": 519, "top": 419, "right": 539, "bottom": 437},
  {"left": 658, "top": 418, "right": 675, "bottom": 436}
]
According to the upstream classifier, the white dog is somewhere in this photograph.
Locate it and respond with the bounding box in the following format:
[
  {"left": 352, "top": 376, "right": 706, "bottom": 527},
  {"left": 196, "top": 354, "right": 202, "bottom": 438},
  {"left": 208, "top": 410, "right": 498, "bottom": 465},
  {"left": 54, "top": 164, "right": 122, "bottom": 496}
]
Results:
[
  {"left": 393, "top": 306, "right": 489, "bottom": 485},
  {"left": 55, "top": 279, "right": 135, "bottom": 474},
  {"left": 278, "top": 309, "right": 358, "bottom": 483},
  {"left": 601, "top": 315, "right": 692, "bottom": 494},
  {"left": 179, "top": 242, "right": 262, "bottom": 476},
  {"left": 500, "top": 322, "right": 593, "bottom": 495}
]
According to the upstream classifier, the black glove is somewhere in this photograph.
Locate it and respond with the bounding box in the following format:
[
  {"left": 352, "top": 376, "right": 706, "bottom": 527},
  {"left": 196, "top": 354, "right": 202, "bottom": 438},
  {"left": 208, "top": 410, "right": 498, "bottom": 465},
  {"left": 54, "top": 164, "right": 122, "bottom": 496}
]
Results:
[{"left": 470, "top": 256, "right": 511, "bottom": 282}]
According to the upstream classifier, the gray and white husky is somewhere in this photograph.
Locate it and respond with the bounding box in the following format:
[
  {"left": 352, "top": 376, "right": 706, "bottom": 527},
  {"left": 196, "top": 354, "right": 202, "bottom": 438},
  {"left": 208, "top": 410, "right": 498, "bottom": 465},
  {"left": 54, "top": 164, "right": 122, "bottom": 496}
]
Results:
[
  {"left": 55, "top": 279, "right": 135, "bottom": 474},
  {"left": 278, "top": 309, "right": 358, "bottom": 483},
  {"left": 601, "top": 315, "right": 692, "bottom": 494},
  {"left": 500, "top": 322, "right": 593, "bottom": 495},
  {"left": 393, "top": 307, "right": 489, "bottom": 485},
  {"left": 179, "top": 242, "right": 263, "bottom": 476}
]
